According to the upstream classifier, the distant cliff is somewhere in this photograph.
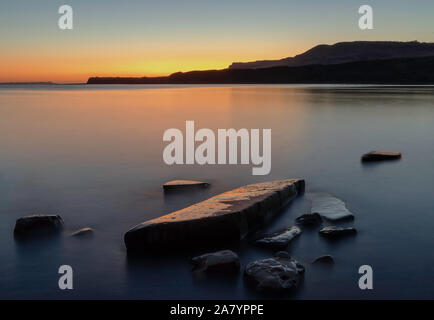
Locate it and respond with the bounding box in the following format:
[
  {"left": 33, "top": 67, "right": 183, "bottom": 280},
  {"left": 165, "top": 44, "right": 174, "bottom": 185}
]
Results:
[
  {"left": 88, "top": 56, "right": 434, "bottom": 85},
  {"left": 229, "top": 41, "right": 434, "bottom": 69}
]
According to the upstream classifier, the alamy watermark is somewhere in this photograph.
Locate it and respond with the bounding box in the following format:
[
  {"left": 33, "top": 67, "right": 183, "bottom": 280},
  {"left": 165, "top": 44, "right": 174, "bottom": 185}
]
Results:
[
  {"left": 358, "top": 265, "right": 373, "bottom": 290},
  {"left": 58, "top": 5, "right": 73, "bottom": 30},
  {"left": 359, "top": 5, "right": 374, "bottom": 30},
  {"left": 163, "top": 121, "right": 271, "bottom": 175},
  {"left": 58, "top": 265, "right": 73, "bottom": 290}
]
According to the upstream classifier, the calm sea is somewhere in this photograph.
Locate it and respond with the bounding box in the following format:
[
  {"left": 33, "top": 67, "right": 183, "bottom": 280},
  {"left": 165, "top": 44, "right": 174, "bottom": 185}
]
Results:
[{"left": 1, "top": 84, "right": 434, "bottom": 299}]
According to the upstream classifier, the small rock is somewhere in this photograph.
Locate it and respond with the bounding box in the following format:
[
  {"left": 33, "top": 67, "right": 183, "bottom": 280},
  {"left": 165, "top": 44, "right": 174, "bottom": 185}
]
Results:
[
  {"left": 295, "top": 213, "right": 322, "bottom": 226},
  {"left": 14, "top": 215, "right": 63, "bottom": 238},
  {"left": 254, "top": 226, "right": 301, "bottom": 249},
  {"left": 163, "top": 180, "right": 209, "bottom": 191},
  {"left": 191, "top": 250, "right": 240, "bottom": 273},
  {"left": 319, "top": 226, "right": 357, "bottom": 238},
  {"left": 312, "top": 255, "right": 334, "bottom": 265},
  {"left": 275, "top": 251, "right": 291, "bottom": 259},
  {"left": 244, "top": 254, "right": 304, "bottom": 292},
  {"left": 70, "top": 227, "right": 94, "bottom": 237},
  {"left": 361, "top": 151, "right": 402, "bottom": 162},
  {"left": 311, "top": 193, "right": 354, "bottom": 222}
]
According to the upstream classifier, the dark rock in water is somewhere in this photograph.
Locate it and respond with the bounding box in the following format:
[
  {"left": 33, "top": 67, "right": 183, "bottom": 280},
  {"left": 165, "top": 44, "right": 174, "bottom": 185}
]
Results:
[
  {"left": 295, "top": 213, "right": 322, "bottom": 226},
  {"left": 275, "top": 251, "right": 291, "bottom": 259},
  {"left": 311, "top": 193, "right": 354, "bottom": 222},
  {"left": 254, "top": 226, "right": 301, "bottom": 249},
  {"left": 125, "top": 179, "right": 305, "bottom": 252},
  {"left": 312, "top": 255, "right": 334, "bottom": 265},
  {"left": 14, "top": 215, "right": 63, "bottom": 238},
  {"left": 319, "top": 226, "right": 357, "bottom": 238},
  {"left": 244, "top": 254, "right": 304, "bottom": 292},
  {"left": 361, "top": 151, "right": 402, "bottom": 162},
  {"left": 191, "top": 250, "right": 240, "bottom": 273},
  {"left": 163, "top": 180, "right": 209, "bottom": 190},
  {"left": 70, "top": 227, "right": 94, "bottom": 237}
]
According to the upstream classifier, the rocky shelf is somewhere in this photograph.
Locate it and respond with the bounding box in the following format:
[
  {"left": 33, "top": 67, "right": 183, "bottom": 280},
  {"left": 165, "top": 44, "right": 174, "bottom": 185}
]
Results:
[{"left": 124, "top": 179, "right": 304, "bottom": 252}]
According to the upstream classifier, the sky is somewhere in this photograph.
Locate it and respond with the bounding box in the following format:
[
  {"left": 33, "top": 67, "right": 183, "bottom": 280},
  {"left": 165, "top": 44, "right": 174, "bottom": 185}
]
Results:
[{"left": 0, "top": 0, "right": 433, "bottom": 83}]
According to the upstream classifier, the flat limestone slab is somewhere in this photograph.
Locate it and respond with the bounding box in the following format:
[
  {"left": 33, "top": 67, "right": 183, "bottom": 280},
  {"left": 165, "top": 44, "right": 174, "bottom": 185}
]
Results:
[
  {"left": 125, "top": 179, "right": 304, "bottom": 251},
  {"left": 163, "top": 180, "right": 209, "bottom": 190}
]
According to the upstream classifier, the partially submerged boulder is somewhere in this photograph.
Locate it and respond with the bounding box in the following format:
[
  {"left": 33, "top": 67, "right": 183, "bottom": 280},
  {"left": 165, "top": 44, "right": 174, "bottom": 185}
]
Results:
[
  {"left": 163, "top": 180, "right": 209, "bottom": 191},
  {"left": 319, "top": 226, "right": 357, "bottom": 238},
  {"left": 244, "top": 254, "right": 304, "bottom": 292},
  {"left": 70, "top": 227, "right": 94, "bottom": 237},
  {"left": 295, "top": 213, "right": 322, "bottom": 226},
  {"left": 254, "top": 226, "right": 301, "bottom": 249},
  {"left": 311, "top": 193, "right": 354, "bottom": 222},
  {"left": 125, "top": 179, "right": 305, "bottom": 252},
  {"left": 14, "top": 215, "right": 64, "bottom": 238},
  {"left": 361, "top": 151, "right": 402, "bottom": 162},
  {"left": 275, "top": 251, "right": 291, "bottom": 259},
  {"left": 312, "top": 255, "right": 334, "bottom": 265},
  {"left": 191, "top": 250, "right": 240, "bottom": 273}
]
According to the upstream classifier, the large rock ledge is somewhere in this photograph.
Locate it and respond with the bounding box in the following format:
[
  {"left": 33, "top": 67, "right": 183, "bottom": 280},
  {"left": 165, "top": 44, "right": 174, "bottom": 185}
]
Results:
[{"left": 124, "top": 179, "right": 304, "bottom": 252}]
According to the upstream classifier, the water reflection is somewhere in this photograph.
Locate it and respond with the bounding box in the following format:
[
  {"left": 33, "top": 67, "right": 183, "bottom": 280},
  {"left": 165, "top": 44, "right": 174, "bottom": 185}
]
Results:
[{"left": 1, "top": 85, "right": 434, "bottom": 299}]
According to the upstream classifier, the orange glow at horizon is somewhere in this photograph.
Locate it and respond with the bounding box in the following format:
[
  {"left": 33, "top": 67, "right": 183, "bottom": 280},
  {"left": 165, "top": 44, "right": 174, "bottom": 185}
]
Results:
[
  {"left": 3, "top": 0, "right": 434, "bottom": 84},
  {"left": 0, "top": 59, "right": 231, "bottom": 83},
  {"left": 0, "top": 45, "right": 305, "bottom": 83},
  {"left": 0, "top": 59, "right": 228, "bottom": 83}
]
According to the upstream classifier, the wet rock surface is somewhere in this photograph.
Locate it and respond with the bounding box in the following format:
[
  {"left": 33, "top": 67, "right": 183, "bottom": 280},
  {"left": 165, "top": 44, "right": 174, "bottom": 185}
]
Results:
[
  {"left": 125, "top": 179, "right": 305, "bottom": 251},
  {"left": 244, "top": 254, "right": 304, "bottom": 292},
  {"left": 14, "top": 215, "right": 64, "bottom": 238},
  {"left": 275, "top": 251, "right": 291, "bottom": 259},
  {"left": 319, "top": 226, "right": 357, "bottom": 238},
  {"left": 311, "top": 193, "right": 354, "bottom": 222},
  {"left": 163, "top": 180, "right": 209, "bottom": 190},
  {"left": 312, "top": 255, "right": 334, "bottom": 265},
  {"left": 361, "top": 150, "right": 402, "bottom": 162},
  {"left": 295, "top": 213, "right": 322, "bottom": 226},
  {"left": 254, "top": 226, "right": 301, "bottom": 249},
  {"left": 70, "top": 227, "right": 94, "bottom": 237},
  {"left": 191, "top": 250, "right": 240, "bottom": 273}
]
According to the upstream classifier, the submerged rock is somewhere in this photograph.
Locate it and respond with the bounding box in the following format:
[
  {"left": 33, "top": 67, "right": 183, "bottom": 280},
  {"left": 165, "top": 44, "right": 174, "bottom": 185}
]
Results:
[
  {"left": 361, "top": 151, "right": 402, "bottom": 162},
  {"left": 295, "top": 213, "right": 322, "bottom": 226},
  {"left": 14, "top": 215, "right": 64, "bottom": 238},
  {"left": 319, "top": 226, "right": 357, "bottom": 238},
  {"left": 163, "top": 180, "right": 209, "bottom": 190},
  {"left": 254, "top": 226, "right": 301, "bottom": 249},
  {"left": 275, "top": 251, "right": 291, "bottom": 259},
  {"left": 70, "top": 227, "right": 94, "bottom": 237},
  {"left": 312, "top": 255, "right": 334, "bottom": 265},
  {"left": 125, "top": 179, "right": 305, "bottom": 252},
  {"left": 244, "top": 254, "right": 305, "bottom": 292},
  {"left": 311, "top": 193, "right": 354, "bottom": 222},
  {"left": 191, "top": 250, "right": 240, "bottom": 273}
]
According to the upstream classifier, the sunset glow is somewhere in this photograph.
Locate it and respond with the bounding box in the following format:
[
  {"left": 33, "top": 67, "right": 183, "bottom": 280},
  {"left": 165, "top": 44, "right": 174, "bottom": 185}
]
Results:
[
  {"left": 1, "top": 0, "right": 433, "bottom": 83},
  {"left": 0, "top": 49, "right": 302, "bottom": 83}
]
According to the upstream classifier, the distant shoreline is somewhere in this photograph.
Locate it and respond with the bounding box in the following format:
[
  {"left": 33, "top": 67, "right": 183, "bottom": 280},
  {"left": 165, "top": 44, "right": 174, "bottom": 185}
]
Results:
[
  {"left": 3, "top": 84, "right": 434, "bottom": 88},
  {"left": 86, "top": 56, "right": 434, "bottom": 85},
  {"left": 0, "top": 82, "right": 84, "bottom": 86},
  {"left": 0, "top": 82, "right": 56, "bottom": 85},
  {"left": 5, "top": 41, "right": 434, "bottom": 86}
]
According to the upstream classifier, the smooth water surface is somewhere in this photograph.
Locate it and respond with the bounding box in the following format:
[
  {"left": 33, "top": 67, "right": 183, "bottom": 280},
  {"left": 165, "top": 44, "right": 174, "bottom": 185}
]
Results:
[{"left": 1, "top": 84, "right": 434, "bottom": 299}]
